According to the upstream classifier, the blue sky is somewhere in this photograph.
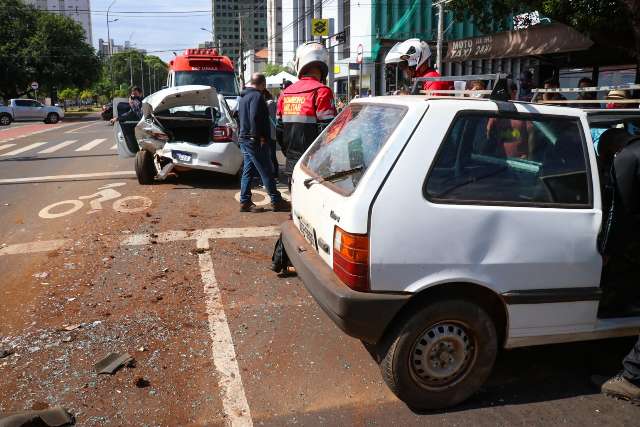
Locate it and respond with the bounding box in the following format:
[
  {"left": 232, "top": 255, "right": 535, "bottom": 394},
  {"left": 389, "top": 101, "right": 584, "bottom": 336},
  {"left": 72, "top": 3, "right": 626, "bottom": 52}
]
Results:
[{"left": 91, "top": 0, "right": 213, "bottom": 62}]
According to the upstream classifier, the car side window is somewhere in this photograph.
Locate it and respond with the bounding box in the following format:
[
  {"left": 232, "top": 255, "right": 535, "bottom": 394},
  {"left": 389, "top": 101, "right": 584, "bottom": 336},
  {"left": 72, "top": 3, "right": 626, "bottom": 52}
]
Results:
[
  {"left": 425, "top": 113, "right": 590, "bottom": 207},
  {"left": 14, "top": 100, "right": 29, "bottom": 107},
  {"left": 29, "top": 101, "right": 41, "bottom": 107}
]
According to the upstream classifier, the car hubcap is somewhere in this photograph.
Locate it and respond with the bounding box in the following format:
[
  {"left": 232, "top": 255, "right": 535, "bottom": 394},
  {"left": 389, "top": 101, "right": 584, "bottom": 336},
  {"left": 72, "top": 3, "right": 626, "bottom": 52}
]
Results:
[
  {"left": 411, "top": 322, "right": 475, "bottom": 388},
  {"left": 1, "top": 117, "right": 9, "bottom": 125}
]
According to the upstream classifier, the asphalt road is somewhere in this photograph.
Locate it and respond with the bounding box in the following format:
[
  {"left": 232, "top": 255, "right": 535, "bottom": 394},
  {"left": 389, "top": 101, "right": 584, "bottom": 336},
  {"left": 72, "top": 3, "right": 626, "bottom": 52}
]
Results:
[{"left": 0, "top": 117, "right": 639, "bottom": 426}]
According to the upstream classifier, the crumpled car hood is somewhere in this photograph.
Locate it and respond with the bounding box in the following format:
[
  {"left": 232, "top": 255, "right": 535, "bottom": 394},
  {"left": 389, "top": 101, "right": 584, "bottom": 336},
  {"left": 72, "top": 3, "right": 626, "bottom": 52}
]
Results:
[{"left": 142, "top": 85, "right": 220, "bottom": 116}]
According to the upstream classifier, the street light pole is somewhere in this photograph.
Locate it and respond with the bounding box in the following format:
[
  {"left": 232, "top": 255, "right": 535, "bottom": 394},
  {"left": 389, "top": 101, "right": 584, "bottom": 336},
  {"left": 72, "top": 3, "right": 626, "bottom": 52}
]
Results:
[
  {"left": 200, "top": 28, "right": 215, "bottom": 46},
  {"left": 239, "top": 13, "right": 244, "bottom": 86},
  {"left": 434, "top": 0, "right": 450, "bottom": 73},
  {"left": 106, "top": 0, "right": 117, "bottom": 56},
  {"left": 140, "top": 56, "right": 145, "bottom": 95}
]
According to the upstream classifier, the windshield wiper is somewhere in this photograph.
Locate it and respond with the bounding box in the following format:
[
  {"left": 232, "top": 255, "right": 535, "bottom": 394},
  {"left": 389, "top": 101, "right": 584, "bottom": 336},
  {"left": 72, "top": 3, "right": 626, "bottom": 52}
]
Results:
[{"left": 304, "top": 166, "right": 364, "bottom": 189}]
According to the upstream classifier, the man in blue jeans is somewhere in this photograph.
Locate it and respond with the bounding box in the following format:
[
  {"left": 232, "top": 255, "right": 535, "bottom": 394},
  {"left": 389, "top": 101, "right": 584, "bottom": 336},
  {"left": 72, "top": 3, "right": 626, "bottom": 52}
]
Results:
[{"left": 237, "top": 73, "right": 290, "bottom": 213}]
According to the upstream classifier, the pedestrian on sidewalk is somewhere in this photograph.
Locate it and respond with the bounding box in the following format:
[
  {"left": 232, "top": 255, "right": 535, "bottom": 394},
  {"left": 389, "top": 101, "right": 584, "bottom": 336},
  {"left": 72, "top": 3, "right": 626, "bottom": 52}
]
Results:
[{"left": 237, "top": 73, "right": 290, "bottom": 213}]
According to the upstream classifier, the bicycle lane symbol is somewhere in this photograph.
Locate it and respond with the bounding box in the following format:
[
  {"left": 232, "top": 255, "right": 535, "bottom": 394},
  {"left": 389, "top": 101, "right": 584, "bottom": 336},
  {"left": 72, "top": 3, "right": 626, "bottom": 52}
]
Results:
[{"left": 38, "top": 182, "right": 153, "bottom": 219}]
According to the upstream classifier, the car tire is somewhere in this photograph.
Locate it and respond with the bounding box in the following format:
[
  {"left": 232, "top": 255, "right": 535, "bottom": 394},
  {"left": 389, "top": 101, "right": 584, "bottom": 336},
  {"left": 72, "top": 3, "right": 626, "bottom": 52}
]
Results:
[
  {"left": 45, "top": 112, "right": 59, "bottom": 124},
  {"left": 135, "top": 150, "right": 157, "bottom": 185},
  {"left": 0, "top": 114, "right": 11, "bottom": 126},
  {"left": 379, "top": 299, "right": 497, "bottom": 410}
]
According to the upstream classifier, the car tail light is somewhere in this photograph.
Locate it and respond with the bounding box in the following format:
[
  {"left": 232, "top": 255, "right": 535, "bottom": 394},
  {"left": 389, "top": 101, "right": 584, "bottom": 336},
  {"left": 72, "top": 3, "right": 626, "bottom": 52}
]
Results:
[
  {"left": 213, "top": 125, "right": 233, "bottom": 142},
  {"left": 333, "top": 226, "right": 369, "bottom": 291}
]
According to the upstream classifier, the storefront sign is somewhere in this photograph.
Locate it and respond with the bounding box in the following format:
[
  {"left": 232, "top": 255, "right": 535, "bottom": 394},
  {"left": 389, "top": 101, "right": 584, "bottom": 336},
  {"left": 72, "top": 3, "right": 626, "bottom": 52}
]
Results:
[{"left": 444, "top": 23, "right": 593, "bottom": 62}]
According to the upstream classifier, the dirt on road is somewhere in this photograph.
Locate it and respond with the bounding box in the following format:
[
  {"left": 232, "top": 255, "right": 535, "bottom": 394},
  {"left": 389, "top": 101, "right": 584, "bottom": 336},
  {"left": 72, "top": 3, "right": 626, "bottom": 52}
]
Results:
[{"left": 1, "top": 124, "right": 639, "bottom": 426}]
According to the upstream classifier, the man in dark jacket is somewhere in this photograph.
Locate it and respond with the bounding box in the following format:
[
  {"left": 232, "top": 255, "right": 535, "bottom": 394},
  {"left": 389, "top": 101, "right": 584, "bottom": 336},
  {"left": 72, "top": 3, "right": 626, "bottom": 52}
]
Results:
[
  {"left": 237, "top": 73, "right": 290, "bottom": 212},
  {"left": 599, "top": 135, "right": 640, "bottom": 402},
  {"left": 110, "top": 86, "right": 144, "bottom": 153}
]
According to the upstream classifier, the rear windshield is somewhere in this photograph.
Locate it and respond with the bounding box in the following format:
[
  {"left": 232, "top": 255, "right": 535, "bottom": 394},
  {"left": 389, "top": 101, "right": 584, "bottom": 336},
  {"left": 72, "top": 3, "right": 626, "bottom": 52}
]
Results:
[
  {"left": 175, "top": 71, "right": 239, "bottom": 96},
  {"left": 302, "top": 103, "right": 407, "bottom": 195}
]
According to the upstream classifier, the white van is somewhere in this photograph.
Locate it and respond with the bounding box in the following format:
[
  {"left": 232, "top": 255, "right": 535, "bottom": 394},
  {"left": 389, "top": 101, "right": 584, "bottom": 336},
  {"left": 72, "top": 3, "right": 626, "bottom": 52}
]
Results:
[{"left": 281, "top": 95, "right": 640, "bottom": 409}]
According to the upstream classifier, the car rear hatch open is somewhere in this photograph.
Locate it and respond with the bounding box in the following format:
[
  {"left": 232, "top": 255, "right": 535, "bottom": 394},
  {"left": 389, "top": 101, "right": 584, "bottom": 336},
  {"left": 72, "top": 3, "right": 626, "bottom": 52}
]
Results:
[{"left": 136, "top": 85, "right": 220, "bottom": 149}]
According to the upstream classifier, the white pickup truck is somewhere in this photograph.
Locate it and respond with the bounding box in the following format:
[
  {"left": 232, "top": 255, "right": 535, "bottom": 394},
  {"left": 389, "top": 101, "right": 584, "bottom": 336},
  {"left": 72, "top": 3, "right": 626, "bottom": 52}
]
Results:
[
  {"left": 0, "top": 99, "right": 64, "bottom": 126},
  {"left": 282, "top": 81, "right": 640, "bottom": 409}
]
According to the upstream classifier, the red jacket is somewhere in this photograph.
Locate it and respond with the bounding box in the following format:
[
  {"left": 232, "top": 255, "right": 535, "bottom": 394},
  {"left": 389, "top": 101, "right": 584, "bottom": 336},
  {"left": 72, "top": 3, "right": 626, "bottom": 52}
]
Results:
[
  {"left": 276, "top": 77, "right": 336, "bottom": 174},
  {"left": 418, "top": 69, "right": 453, "bottom": 93}
]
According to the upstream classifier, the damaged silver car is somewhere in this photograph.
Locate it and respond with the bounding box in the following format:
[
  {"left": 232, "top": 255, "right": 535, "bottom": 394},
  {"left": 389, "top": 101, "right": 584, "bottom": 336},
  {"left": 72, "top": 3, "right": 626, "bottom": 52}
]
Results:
[{"left": 116, "top": 85, "right": 242, "bottom": 184}]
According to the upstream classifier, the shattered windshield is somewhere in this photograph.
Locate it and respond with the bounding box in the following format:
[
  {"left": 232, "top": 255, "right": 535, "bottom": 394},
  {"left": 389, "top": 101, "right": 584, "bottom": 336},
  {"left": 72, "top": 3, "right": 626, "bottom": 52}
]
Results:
[{"left": 302, "top": 103, "right": 407, "bottom": 195}]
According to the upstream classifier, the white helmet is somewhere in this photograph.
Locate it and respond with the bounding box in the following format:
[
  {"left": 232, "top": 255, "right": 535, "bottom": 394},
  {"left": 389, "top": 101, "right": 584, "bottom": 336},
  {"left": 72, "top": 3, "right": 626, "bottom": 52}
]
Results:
[
  {"left": 385, "top": 38, "right": 431, "bottom": 69},
  {"left": 294, "top": 41, "right": 329, "bottom": 79}
]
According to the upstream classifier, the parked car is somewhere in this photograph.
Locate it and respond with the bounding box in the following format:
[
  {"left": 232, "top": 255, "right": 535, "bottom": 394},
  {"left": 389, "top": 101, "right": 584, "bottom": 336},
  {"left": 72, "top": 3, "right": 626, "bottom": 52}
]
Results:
[
  {"left": 280, "top": 94, "right": 640, "bottom": 410},
  {"left": 114, "top": 85, "right": 242, "bottom": 184},
  {"left": 0, "top": 104, "right": 12, "bottom": 126},
  {"left": 3, "top": 99, "right": 64, "bottom": 124}
]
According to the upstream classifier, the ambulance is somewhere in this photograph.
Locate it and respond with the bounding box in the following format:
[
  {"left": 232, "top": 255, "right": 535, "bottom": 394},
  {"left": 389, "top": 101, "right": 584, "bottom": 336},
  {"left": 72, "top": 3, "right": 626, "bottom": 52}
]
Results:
[{"left": 166, "top": 48, "right": 240, "bottom": 110}]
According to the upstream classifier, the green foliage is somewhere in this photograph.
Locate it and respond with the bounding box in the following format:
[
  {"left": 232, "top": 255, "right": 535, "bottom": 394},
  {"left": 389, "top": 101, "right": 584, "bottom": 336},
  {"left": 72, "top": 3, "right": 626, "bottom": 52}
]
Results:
[
  {"left": 80, "top": 89, "right": 95, "bottom": 101},
  {"left": 0, "top": 0, "right": 100, "bottom": 101},
  {"left": 104, "top": 51, "right": 169, "bottom": 96},
  {"left": 263, "top": 63, "right": 295, "bottom": 77},
  {"left": 57, "top": 88, "right": 78, "bottom": 102},
  {"left": 447, "top": 0, "right": 639, "bottom": 60}
]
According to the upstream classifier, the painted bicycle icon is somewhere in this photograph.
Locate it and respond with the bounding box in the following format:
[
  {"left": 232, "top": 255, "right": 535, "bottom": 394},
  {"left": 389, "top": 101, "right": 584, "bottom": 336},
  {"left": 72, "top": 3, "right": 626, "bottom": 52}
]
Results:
[{"left": 39, "top": 182, "right": 152, "bottom": 219}]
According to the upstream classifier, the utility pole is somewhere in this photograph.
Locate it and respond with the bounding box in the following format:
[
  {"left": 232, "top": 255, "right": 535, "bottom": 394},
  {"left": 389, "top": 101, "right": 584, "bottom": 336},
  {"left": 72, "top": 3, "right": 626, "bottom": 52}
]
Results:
[
  {"left": 129, "top": 52, "right": 133, "bottom": 87},
  {"left": 140, "top": 56, "right": 145, "bottom": 95},
  {"left": 106, "top": 1, "right": 118, "bottom": 83},
  {"left": 435, "top": 0, "right": 447, "bottom": 73},
  {"left": 148, "top": 61, "right": 152, "bottom": 93},
  {"left": 239, "top": 13, "right": 244, "bottom": 86}
]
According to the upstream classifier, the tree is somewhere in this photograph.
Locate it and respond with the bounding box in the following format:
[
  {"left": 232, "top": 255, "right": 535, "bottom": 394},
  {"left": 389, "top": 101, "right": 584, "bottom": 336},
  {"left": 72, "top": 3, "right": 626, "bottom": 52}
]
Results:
[
  {"left": 103, "top": 51, "right": 168, "bottom": 95},
  {"left": 80, "top": 89, "right": 95, "bottom": 106},
  {"left": 0, "top": 0, "right": 101, "bottom": 102},
  {"left": 264, "top": 63, "right": 295, "bottom": 77},
  {"left": 448, "top": 0, "right": 640, "bottom": 63},
  {"left": 57, "top": 87, "right": 76, "bottom": 109}
]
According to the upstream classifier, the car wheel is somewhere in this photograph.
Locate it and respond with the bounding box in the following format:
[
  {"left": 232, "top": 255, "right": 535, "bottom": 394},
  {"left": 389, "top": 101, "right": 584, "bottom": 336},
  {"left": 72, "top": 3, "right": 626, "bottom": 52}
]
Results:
[
  {"left": 0, "top": 114, "right": 11, "bottom": 126},
  {"left": 379, "top": 299, "right": 497, "bottom": 410},
  {"left": 45, "top": 112, "right": 59, "bottom": 124},
  {"left": 135, "top": 150, "right": 157, "bottom": 185}
]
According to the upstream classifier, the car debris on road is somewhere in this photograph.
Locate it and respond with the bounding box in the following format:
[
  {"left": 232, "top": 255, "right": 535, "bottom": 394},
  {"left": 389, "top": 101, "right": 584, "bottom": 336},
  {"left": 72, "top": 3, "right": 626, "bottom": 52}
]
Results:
[
  {"left": 0, "top": 406, "right": 74, "bottom": 427},
  {"left": 94, "top": 352, "right": 134, "bottom": 375}
]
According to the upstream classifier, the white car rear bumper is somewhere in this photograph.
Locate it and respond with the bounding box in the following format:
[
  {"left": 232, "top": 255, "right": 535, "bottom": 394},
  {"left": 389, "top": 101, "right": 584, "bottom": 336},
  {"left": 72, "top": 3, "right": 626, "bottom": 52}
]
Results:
[{"left": 158, "top": 140, "right": 242, "bottom": 175}]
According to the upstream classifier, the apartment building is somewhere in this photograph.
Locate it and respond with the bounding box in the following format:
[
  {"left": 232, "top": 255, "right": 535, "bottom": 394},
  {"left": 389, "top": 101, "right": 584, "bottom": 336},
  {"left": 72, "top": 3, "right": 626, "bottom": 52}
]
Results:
[
  {"left": 24, "top": 0, "right": 93, "bottom": 44},
  {"left": 212, "top": 0, "right": 268, "bottom": 63}
]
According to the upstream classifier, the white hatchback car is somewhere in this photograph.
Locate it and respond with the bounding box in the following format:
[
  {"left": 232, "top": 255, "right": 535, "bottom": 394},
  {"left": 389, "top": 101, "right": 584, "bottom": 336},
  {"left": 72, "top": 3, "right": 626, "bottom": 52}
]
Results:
[{"left": 281, "top": 95, "right": 640, "bottom": 409}]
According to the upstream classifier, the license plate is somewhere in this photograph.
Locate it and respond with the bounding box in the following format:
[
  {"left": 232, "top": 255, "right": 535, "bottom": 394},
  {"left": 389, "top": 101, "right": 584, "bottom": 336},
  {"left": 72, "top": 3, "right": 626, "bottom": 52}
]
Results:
[
  {"left": 298, "top": 216, "right": 316, "bottom": 248},
  {"left": 173, "top": 150, "right": 192, "bottom": 163}
]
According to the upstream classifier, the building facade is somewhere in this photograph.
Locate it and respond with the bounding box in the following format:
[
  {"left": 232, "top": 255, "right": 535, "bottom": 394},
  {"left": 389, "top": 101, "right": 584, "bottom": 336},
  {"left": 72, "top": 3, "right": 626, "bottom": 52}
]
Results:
[
  {"left": 24, "top": 0, "right": 93, "bottom": 44},
  {"left": 212, "top": 0, "right": 268, "bottom": 63},
  {"left": 97, "top": 39, "right": 146, "bottom": 56},
  {"left": 267, "top": 0, "right": 283, "bottom": 63}
]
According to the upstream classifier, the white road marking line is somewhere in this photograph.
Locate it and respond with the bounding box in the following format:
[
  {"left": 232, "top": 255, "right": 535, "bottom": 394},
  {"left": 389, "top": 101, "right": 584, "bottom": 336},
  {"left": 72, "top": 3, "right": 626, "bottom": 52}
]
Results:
[
  {"left": 121, "top": 226, "right": 280, "bottom": 246},
  {"left": 38, "top": 139, "right": 78, "bottom": 154},
  {"left": 0, "top": 143, "right": 16, "bottom": 152},
  {"left": 0, "top": 239, "right": 70, "bottom": 256},
  {"left": 0, "top": 142, "right": 47, "bottom": 157},
  {"left": 198, "top": 237, "right": 253, "bottom": 427},
  {"left": 75, "top": 138, "right": 106, "bottom": 151},
  {"left": 0, "top": 171, "right": 135, "bottom": 184},
  {"left": 110, "top": 144, "right": 117, "bottom": 150},
  {"left": 64, "top": 121, "right": 100, "bottom": 133},
  {"left": 0, "top": 122, "right": 77, "bottom": 144}
]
